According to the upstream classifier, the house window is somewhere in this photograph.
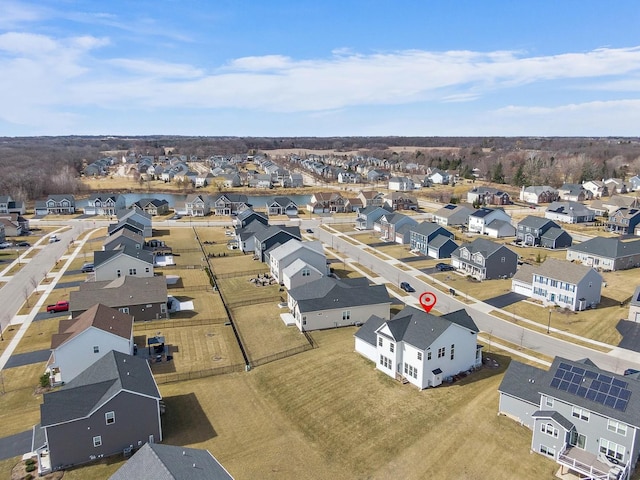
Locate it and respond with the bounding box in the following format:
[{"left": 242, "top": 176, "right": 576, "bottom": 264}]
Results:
[
  {"left": 417, "top": 352, "right": 422, "bottom": 361},
  {"left": 378, "top": 337, "right": 383, "bottom": 347},
  {"left": 390, "top": 343, "right": 394, "bottom": 353},
  {"left": 450, "top": 344, "right": 455, "bottom": 360},
  {"left": 541, "top": 423, "right": 559, "bottom": 438},
  {"left": 302, "top": 268, "right": 310, "bottom": 277},
  {"left": 119, "top": 307, "right": 130, "bottom": 314},
  {"left": 116, "top": 269, "right": 121, "bottom": 278},
  {"left": 93, "top": 436, "right": 102, "bottom": 447},
  {"left": 427, "top": 351, "right": 432, "bottom": 361},
  {"left": 379, "top": 355, "right": 392, "bottom": 369},
  {"left": 599, "top": 439, "right": 625, "bottom": 462},
  {"left": 572, "top": 407, "right": 590, "bottom": 422},
  {"left": 93, "top": 346, "right": 99, "bottom": 354},
  {"left": 404, "top": 363, "right": 417, "bottom": 379},
  {"left": 145, "top": 267, "right": 150, "bottom": 273},
  {"left": 105, "top": 411, "right": 115, "bottom": 425},
  {"left": 437, "top": 347, "right": 445, "bottom": 358},
  {"left": 160, "top": 303, "right": 166, "bottom": 314},
  {"left": 342, "top": 310, "right": 351, "bottom": 321},
  {"left": 607, "top": 420, "right": 627, "bottom": 436},
  {"left": 129, "top": 268, "right": 137, "bottom": 275},
  {"left": 545, "top": 397, "right": 554, "bottom": 408},
  {"left": 539, "top": 445, "right": 555, "bottom": 458},
  {"left": 501, "top": 256, "right": 506, "bottom": 263}
]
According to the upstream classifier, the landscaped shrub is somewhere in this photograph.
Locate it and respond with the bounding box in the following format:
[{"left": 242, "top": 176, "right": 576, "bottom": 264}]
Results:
[
  {"left": 24, "top": 458, "right": 35, "bottom": 466},
  {"left": 39, "top": 374, "right": 50, "bottom": 388},
  {"left": 25, "top": 463, "right": 36, "bottom": 472}
]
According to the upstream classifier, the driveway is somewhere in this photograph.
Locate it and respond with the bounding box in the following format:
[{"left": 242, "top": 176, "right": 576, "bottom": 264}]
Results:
[
  {"left": 617, "top": 320, "right": 640, "bottom": 353},
  {"left": 0, "top": 430, "right": 32, "bottom": 460},
  {"left": 4, "top": 349, "right": 51, "bottom": 369},
  {"left": 484, "top": 292, "right": 526, "bottom": 309},
  {"left": 53, "top": 280, "right": 83, "bottom": 290},
  {"left": 33, "top": 310, "right": 69, "bottom": 321}
]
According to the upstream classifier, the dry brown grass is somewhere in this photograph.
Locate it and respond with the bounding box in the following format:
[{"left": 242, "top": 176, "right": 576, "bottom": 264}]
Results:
[
  {"left": 217, "top": 275, "right": 282, "bottom": 306},
  {"left": 0, "top": 362, "right": 47, "bottom": 437},
  {"left": 232, "top": 303, "right": 309, "bottom": 362},
  {"left": 12, "top": 317, "right": 62, "bottom": 354}
]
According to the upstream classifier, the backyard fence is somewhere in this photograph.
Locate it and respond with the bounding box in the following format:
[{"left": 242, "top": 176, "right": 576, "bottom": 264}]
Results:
[
  {"left": 212, "top": 268, "right": 270, "bottom": 280},
  {"left": 154, "top": 362, "right": 246, "bottom": 385},
  {"left": 133, "top": 316, "right": 228, "bottom": 331},
  {"left": 250, "top": 343, "right": 314, "bottom": 368}
]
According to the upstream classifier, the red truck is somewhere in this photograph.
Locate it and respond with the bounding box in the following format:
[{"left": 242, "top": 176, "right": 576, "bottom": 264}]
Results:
[{"left": 47, "top": 300, "right": 69, "bottom": 313}]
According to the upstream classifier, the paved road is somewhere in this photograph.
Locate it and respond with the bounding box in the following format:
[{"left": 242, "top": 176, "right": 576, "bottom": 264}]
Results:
[
  {"left": 0, "top": 430, "right": 32, "bottom": 460},
  {"left": 0, "top": 223, "right": 85, "bottom": 334},
  {"left": 4, "top": 349, "right": 50, "bottom": 368},
  {"left": 316, "top": 228, "right": 640, "bottom": 374}
]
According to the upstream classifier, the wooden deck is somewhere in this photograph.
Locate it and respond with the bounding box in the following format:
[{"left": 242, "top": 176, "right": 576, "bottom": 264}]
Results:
[{"left": 558, "top": 447, "right": 621, "bottom": 480}]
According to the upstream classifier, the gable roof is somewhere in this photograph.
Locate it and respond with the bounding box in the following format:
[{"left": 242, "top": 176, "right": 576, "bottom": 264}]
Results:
[
  {"left": 535, "top": 258, "right": 598, "bottom": 284},
  {"left": 103, "top": 228, "right": 145, "bottom": 248},
  {"left": 433, "top": 204, "right": 474, "bottom": 219},
  {"left": 253, "top": 225, "right": 301, "bottom": 243},
  {"left": 282, "top": 258, "right": 323, "bottom": 279},
  {"left": 374, "top": 306, "right": 478, "bottom": 350},
  {"left": 470, "top": 207, "right": 505, "bottom": 219},
  {"left": 41, "top": 351, "right": 160, "bottom": 427},
  {"left": 568, "top": 236, "right": 640, "bottom": 259},
  {"left": 51, "top": 304, "right": 133, "bottom": 350},
  {"left": 541, "top": 226, "right": 570, "bottom": 241},
  {"left": 498, "top": 360, "right": 549, "bottom": 404},
  {"left": 518, "top": 215, "right": 557, "bottom": 230},
  {"left": 411, "top": 221, "right": 448, "bottom": 237},
  {"left": 289, "top": 277, "right": 390, "bottom": 313},
  {"left": 109, "top": 443, "right": 234, "bottom": 480},
  {"left": 270, "top": 239, "right": 323, "bottom": 262},
  {"left": 546, "top": 201, "right": 593, "bottom": 217},
  {"left": 453, "top": 237, "right": 507, "bottom": 258},
  {"left": 70, "top": 276, "right": 167, "bottom": 312},
  {"left": 94, "top": 245, "right": 154, "bottom": 268}
]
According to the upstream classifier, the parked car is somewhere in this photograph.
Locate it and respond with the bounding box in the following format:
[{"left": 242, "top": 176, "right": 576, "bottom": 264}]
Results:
[
  {"left": 81, "top": 262, "right": 94, "bottom": 273},
  {"left": 46, "top": 300, "right": 69, "bottom": 313},
  {"left": 0, "top": 242, "right": 13, "bottom": 249},
  {"left": 16, "top": 241, "right": 30, "bottom": 247},
  {"left": 170, "top": 214, "right": 182, "bottom": 220},
  {"left": 436, "top": 263, "right": 454, "bottom": 271},
  {"left": 49, "top": 235, "right": 59, "bottom": 243},
  {"left": 400, "top": 282, "right": 415, "bottom": 293},
  {"left": 306, "top": 229, "right": 314, "bottom": 233}
]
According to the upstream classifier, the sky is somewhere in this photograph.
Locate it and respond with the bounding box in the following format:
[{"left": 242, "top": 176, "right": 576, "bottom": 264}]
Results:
[{"left": 1, "top": 0, "right": 640, "bottom": 137}]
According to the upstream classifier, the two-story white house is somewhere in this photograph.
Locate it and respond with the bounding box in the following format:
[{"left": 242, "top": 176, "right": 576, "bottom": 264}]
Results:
[
  {"left": 511, "top": 258, "right": 602, "bottom": 311},
  {"left": 354, "top": 306, "right": 482, "bottom": 389},
  {"left": 84, "top": 194, "right": 126, "bottom": 216},
  {"left": 499, "top": 356, "right": 640, "bottom": 480},
  {"left": 46, "top": 304, "right": 134, "bottom": 385},
  {"left": 388, "top": 177, "right": 415, "bottom": 192},
  {"left": 467, "top": 207, "right": 512, "bottom": 235}
]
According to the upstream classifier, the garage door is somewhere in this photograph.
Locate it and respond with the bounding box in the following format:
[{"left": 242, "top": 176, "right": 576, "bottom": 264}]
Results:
[{"left": 512, "top": 281, "right": 532, "bottom": 297}]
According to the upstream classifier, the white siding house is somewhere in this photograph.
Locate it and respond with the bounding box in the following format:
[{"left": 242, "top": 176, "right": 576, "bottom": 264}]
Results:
[{"left": 93, "top": 247, "right": 154, "bottom": 282}]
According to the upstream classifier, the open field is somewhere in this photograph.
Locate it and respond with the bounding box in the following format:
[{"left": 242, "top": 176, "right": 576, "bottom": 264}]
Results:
[
  {"left": 0, "top": 362, "right": 47, "bottom": 437},
  {"left": 209, "top": 253, "right": 266, "bottom": 276},
  {"left": 218, "top": 275, "right": 283, "bottom": 307},
  {"left": 12, "top": 316, "right": 61, "bottom": 355},
  {"left": 232, "top": 303, "right": 310, "bottom": 363}
]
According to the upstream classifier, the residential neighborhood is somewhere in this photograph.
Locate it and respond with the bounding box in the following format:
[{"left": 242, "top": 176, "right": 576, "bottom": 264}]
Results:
[{"left": 2, "top": 143, "right": 640, "bottom": 480}]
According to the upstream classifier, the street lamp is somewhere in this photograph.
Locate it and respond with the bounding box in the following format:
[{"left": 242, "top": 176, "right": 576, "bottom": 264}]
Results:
[{"left": 547, "top": 309, "right": 552, "bottom": 334}]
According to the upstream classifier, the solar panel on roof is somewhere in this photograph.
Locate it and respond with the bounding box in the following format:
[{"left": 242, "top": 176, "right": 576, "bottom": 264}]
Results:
[
  {"left": 610, "top": 386, "right": 621, "bottom": 397},
  {"left": 620, "top": 389, "right": 631, "bottom": 401},
  {"left": 550, "top": 378, "right": 561, "bottom": 388},
  {"left": 613, "top": 378, "right": 628, "bottom": 389},
  {"left": 615, "top": 399, "right": 628, "bottom": 411},
  {"left": 596, "top": 392, "right": 607, "bottom": 403},
  {"left": 585, "top": 371, "right": 598, "bottom": 379},
  {"left": 599, "top": 383, "right": 610, "bottom": 394},
  {"left": 568, "top": 383, "right": 579, "bottom": 394},
  {"left": 554, "top": 370, "right": 564, "bottom": 379},
  {"left": 577, "top": 386, "right": 588, "bottom": 397},
  {"left": 605, "top": 396, "right": 617, "bottom": 408},
  {"left": 598, "top": 374, "right": 613, "bottom": 384},
  {"left": 572, "top": 366, "right": 585, "bottom": 376},
  {"left": 559, "top": 362, "right": 572, "bottom": 370},
  {"left": 559, "top": 381, "right": 570, "bottom": 391},
  {"left": 592, "top": 380, "right": 601, "bottom": 390},
  {"left": 586, "top": 389, "right": 598, "bottom": 401}
]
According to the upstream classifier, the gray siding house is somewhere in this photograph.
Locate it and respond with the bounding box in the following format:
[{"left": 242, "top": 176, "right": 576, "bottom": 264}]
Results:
[
  {"left": 499, "top": 356, "right": 640, "bottom": 480},
  {"left": 567, "top": 237, "right": 640, "bottom": 271},
  {"left": 451, "top": 238, "right": 518, "bottom": 280},
  {"left": 516, "top": 216, "right": 572, "bottom": 249},
  {"left": 432, "top": 204, "right": 475, "bottom": 227},
  {"left": 36, "top": 351, "right": 162, "bottom": 474},
  {"left": 409, "top": 222, "right": 457, "bottom": 259}
]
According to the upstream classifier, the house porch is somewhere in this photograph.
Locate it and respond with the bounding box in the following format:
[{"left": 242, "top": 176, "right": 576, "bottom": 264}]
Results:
[{"left": 558, "top": 447, "right": 626, "bottom": 480}]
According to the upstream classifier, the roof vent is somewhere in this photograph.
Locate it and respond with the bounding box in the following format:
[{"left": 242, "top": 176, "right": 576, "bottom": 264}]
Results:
[
  {"left": 183, "top": 451, "right": 186, "bottom": 456},
  {"left": 193, "top": 463, "right": 196, "bottom": 468}
]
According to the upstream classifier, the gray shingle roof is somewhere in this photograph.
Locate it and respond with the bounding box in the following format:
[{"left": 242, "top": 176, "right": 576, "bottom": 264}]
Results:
[
  {"left": 535, "top": 258, "right": 598, "bottom": 284},
  {"left": 531, "top": 410, "right": 575, "bottom": 431},
  {"left": 568, "top": 236, "right": 640, "bottom": 259},
  {"left": 433, "top": 204, "right": 474, "bottom": 219},
  {"left": 353, "top": 315, "right": 386, "bottom": 345},
  {"left": 498, "top": 360, "right": 548, "bottom": 405},
  {"left": 41, "top": 351, "right": 159, "bottom": 427},
  {"left": 290, "top": 277, "right": 390, "bottom": 313},
  {"left": 94, "top": 245, "right": 154, "bottom": 268},
  {"left": 452, "top": 237, "right": 507, "bottom": 259},
  {"left": 374, "top": 306, "right": 478, "bottom": 350},
  {"left": 429, "top": 234, "right": 456, "bottom": 249},
  {"left": 518, "top": 215, "right": 557, "bottom": 230},
  {"left": 541, "top": 226, "right": 570, "bottom": 241},
  {"left": 109, "top": 443, "right": 234, "bottom": 480},
  {"left": 546, "top": 201, "right": 593, "bottom": 217},
  {"left": 70, "top": 276, "right": 167, "bottom": 312}
]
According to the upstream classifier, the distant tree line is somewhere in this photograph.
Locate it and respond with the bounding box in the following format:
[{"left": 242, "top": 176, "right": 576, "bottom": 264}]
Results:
[{"left": 0, "top": 135, "right": 639, "bottom": 201}]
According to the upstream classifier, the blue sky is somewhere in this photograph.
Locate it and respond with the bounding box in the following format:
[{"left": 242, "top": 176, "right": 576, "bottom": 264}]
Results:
[{"left": 1, "top": 0, "right": 639, "bottom": 136}]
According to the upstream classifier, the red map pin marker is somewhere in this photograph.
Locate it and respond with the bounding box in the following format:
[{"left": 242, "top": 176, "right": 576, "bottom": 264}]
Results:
[{"left": 419, "top": 292, "right": 437, "bottom": 313}]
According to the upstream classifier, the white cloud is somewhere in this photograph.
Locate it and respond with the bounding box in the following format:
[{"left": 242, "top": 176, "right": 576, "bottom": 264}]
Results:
[{"left": 108, "top": 58, "right": 204, "bottom": 78}]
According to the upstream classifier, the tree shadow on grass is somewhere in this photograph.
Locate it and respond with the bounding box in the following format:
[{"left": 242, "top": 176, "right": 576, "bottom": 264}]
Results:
[{"left": 162, "top": 393, "right": 217, "bottom": 444}]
